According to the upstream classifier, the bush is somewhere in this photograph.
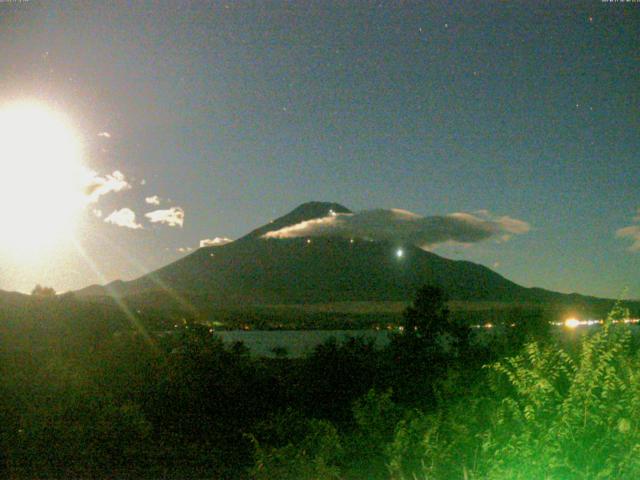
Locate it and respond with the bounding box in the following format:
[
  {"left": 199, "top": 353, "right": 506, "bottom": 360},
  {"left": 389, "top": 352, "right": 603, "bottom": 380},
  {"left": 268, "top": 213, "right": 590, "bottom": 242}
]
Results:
[
  {"left": 345, "top": 389, "right": 403, "bottom": 478},
  {"left": 248, "top": 411, "right": 343, "bottom": 480},
  {"left": 385, "top": 302, "right": 640, "bottom": 480},
  {"left": 482, "top": 303, "right": 640, "bottom": 479}
]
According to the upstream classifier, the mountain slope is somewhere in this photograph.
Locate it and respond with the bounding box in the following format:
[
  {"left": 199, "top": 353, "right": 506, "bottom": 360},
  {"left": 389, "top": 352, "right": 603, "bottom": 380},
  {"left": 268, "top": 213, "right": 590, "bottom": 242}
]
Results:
[{"left": 74, "top": 202, "right": 619, "bottom": 310}]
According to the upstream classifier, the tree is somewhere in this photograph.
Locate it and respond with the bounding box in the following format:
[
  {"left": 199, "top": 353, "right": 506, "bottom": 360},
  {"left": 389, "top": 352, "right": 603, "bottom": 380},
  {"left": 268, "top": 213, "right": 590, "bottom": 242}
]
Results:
[
  {"left": 30, "top": 285, "right": 56, "bottom": 297},
  {"left": 403, "top": 285, "right": 450, "bottom": 341},
  {"left": 396, "top": 285, "right": 470, "bottom": 357},
  {"left": 389, "top": 285, "right": 470, "bottom": 407}
]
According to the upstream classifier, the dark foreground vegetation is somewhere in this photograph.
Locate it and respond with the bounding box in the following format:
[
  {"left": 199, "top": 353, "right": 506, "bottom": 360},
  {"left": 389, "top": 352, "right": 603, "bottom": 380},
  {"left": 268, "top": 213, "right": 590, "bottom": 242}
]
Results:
[{"left": 1, "top": 287, "right": 639, "bottom": 479}]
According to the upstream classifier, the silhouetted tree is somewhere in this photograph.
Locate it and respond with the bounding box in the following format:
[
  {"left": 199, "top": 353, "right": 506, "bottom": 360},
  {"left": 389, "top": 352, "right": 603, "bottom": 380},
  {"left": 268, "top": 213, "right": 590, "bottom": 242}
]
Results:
[
  {"left": 389, "top": 285, "right": 472, "bottom": 406},
  {"left": 399, "top": 285, "right": 471, "bottom": 355},
  {"left": 403, "top": 285, "right": 450, "bottom": 341},
  {"left": 30, "top": 285, "right": 56, "bottom": 297}
]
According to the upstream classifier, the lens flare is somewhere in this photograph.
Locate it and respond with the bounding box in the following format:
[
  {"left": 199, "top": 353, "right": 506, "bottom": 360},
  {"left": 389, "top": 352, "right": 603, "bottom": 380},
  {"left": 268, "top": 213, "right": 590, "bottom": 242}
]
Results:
[{"left": 0, "top": 100, "right": 85, "bottom": 257}]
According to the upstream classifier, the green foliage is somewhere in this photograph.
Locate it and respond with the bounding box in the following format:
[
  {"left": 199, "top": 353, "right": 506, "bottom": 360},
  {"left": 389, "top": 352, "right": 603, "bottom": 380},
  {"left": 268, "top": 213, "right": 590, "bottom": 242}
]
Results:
[
  {"left": 352, "top": 389, "right": 402, "bottom": 452},
  {"left": 482, "top": 301, "right": 640, "bottom": 479},
  {"left": 5, "top": 391, "right": 151, "bottom": 478},
  {"left": 4, "top": 288, "right": 639, "bottom": 479},
  {"left": 301, "top": 335, "right": 382, "bottom": 422},
  {"left": 386, "top": 396, "right": 487, "bottom": 480},
  {"left": 248, "top": 412, "right": 343, "bottom": 480},
  {"left": 383, "top": 301, "right": 640, "bottom": 480},
  {"left": 345, "top": 389, "right": 403, "bottom": 478}
]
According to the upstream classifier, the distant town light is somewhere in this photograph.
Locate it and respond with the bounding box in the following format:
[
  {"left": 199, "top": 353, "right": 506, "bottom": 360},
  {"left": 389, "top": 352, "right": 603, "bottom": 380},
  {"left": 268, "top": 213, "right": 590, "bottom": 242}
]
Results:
[
  {"left": 396, "top": 248, "right": 404, "bottom": 258},
  {"left": 565, "top": 317, "right": 580, "bottom": 329}
]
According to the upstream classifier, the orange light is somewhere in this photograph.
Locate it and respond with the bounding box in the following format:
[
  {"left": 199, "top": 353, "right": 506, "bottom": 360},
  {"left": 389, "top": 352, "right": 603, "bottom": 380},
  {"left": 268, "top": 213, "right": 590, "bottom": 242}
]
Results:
[{"left": 565, "top": 318, "right": 580, "bottom": 329}]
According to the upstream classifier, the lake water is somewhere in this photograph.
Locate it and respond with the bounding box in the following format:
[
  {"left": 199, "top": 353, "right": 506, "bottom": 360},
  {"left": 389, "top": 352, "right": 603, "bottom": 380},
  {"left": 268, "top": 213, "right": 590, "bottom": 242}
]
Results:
[
  {"left": 208, "top": 322, "right": 637, "bottom": 358},
  {"left": 213, "top": 329, "right": 391, "bottom": 357}
]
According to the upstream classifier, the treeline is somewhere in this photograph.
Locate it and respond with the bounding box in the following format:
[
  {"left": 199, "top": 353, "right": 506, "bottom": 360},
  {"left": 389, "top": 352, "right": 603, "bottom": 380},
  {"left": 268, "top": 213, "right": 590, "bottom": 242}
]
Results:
[{"left": 0, "top": 287, "right": 638, "bottom": 478}]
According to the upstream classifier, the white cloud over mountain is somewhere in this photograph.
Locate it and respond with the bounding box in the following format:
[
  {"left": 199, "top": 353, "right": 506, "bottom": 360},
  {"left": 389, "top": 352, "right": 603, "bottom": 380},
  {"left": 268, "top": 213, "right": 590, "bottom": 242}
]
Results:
[
  {"left": 262, "top": 208, "right": 530, "bottom": 249},
  {"left": 145, "top": 207, "right": 184, "bottom": 227},
  {"left": 104, "top": 208, "right": 143, "bottom": 229},
  {"left": 200, "top": 237, "right": 233, "bottom": 247}
]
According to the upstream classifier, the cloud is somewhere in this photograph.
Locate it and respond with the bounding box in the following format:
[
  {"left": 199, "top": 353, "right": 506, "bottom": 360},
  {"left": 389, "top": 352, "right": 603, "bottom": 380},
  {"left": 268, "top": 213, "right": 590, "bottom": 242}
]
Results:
[
  {"left": 178, "top": 247, "right": 194, "bottom": 253},
  {"left": 200, "top": 237, "right": 233, "bottom": 247},
  {"left": 617, "top": 226, "right": 640, "bottom": 252},
  {"left": 617, "top": 211, "right": 640, "bottom": 252},
  {"left": 104, "top": 208, "right": 143, "bottom": 229},
  {"left": 145, "top": 195, "right": 161, "bottom": 205},
  {"left": 262, "top": 208, "right": 530, "bottom": 249},
  {"left": 84, "top": 170, "right": 131, "bottom": 203},
  {"left": 97, "top": 131, "right": 111, "bottom": 138},
  {"left": 145, "top": 207, "right": 185, "bottom": 227}
]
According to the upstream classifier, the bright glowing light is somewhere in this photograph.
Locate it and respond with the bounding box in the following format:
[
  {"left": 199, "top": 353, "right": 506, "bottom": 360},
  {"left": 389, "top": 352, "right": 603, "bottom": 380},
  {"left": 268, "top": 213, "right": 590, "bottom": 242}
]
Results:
[
  {"left": 396, "top": 248, "right": 404, "bottom": 258},
  {"left": 565, "top": 318, "right": 580, "bottom": 329},
  {"left": 0, "top": 100, "right": 85, "bottom": 256}
]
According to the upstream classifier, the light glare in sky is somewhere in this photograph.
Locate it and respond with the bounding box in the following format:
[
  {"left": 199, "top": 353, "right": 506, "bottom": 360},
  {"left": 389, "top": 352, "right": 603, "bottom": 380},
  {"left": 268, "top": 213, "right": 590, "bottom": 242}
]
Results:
[{"left": 0, "top": 100, "right": 85, "bottom": 257}]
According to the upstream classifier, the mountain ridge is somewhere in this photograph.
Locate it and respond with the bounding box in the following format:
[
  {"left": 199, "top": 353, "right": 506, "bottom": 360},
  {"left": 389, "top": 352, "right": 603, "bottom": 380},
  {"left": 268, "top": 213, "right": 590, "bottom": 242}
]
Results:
[{"left": 73, "top": 202, "right": 631, "bottom": 311}]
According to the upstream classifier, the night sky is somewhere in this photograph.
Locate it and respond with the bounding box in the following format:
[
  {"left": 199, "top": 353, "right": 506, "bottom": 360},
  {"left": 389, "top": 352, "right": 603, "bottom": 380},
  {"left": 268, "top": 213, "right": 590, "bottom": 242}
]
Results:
[{"left": 0, "top": 1, "right": 638, "bottom": 298}]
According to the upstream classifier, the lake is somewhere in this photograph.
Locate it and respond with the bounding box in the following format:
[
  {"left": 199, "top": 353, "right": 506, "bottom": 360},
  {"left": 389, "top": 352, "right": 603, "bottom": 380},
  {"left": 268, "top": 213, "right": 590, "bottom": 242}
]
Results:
[
  {"left": 210, "top": 321, "right": 636, "bottom": 357},
  {"left": 213, "top": 329, "right": 391, "bottom": 357}
]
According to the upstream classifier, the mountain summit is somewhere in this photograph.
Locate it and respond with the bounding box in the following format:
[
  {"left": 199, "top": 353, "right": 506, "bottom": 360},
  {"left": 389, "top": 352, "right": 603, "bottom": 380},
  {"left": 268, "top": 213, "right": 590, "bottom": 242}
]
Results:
[{"left": 240, "top": 201, "right": 352, "bottom": 240}]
